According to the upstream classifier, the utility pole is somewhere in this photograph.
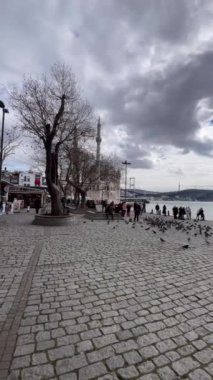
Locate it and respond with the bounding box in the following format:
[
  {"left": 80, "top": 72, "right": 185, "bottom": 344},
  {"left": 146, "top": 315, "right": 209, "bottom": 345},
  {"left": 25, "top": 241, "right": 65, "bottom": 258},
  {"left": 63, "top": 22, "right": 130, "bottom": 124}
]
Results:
[
  {"left": 122, "top": 160, "right": 131, "bottom": 201},
  {"left": 0, "top": 101, "right": 9, "bottom": 203}
]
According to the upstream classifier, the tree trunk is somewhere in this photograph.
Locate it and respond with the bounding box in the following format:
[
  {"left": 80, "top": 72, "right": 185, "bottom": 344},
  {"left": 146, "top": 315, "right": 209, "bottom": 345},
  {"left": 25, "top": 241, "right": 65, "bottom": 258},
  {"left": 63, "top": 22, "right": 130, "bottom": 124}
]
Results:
[
  {"left": 46, "top": 143, "right": 64, "bottom": 216},
  {"left": 80, "top": 190, "right": 87, "bottom": 208}
]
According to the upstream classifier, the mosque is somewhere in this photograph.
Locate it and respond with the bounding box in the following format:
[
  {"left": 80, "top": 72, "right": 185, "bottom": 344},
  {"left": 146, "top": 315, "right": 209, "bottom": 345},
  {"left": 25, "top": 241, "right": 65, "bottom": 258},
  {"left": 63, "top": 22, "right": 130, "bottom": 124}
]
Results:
[{"left": 86, "top": 118, "right": 120, "bottom": 204}]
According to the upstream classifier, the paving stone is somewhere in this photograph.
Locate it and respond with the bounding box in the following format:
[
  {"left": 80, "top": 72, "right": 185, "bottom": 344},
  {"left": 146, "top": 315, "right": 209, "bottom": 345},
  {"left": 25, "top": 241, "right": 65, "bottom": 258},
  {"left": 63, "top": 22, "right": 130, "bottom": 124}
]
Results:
[
  {"left": 78, "top": 362, "right": 107, "bottom": 380},
  {"left": 80, "top": 328, "right": 101, "bottom": 340},
  {"left": 157, "top": 327, "right": 181, "bottom": 340},
  {"left": 157, "top": 365, "right": 179, "bottom": 379},
  {"left": 138, "top": 360, "right": 155, "bottom": 374},
  {"left": 117, "top": 365, "right": 139, "bottom": 379},
  {"left": 193, "top": 348, "right": 213, "bottom": 364},
  {"left": 153, "top": 354, "right": 169, "bottom": 367},
  {"left": 57, "top": 334, "right": 80, "bottom": 346},
  {"left": 36, "top": 330, "right": 50, "bottom": 342},
  {"left": 14, "top": 343, "right": 35, "bottom": 357},
  {"left": 48, "top": 344, "right": 74, "bottom": 361},
  {"left": 140, "top": 345, "right": 159, "bottom": 359},
  {"left": 172, "top": 357, "right": 200, "bottom": 376},
  {"left": 146, "top": 322, "right": 166, "bottom": 332},
  {"left": 123, "top": 350, "right": 142, "bottom": 365},
  {"left": 98, "top": 374, "right": 119, "bottom": 380},
  {"left": 37, "top": 339, "right": 55, "bottom": 351},
  {"left": 21, "top": 364, "right": 55, "bottom": 379},
  {"left": 138, "top": 374, "right": 160, "bottom": 380},
  {"left": 7, "top": 370, "right": 20, "bottom": 380},
  {"left": 77, "top": 340, "right": 94, "bottom": 353},
  {"left": 106, "top": 354, "right": 125, "bottom": 370},
  {"left": 165, "top": 351, "right": 180, "bottom": 362},
  {"left": 32, "top": 352, "right": 48, "bottom": 365},
  {"left": 192, "top": 339, "right": 207, "bottom": 350},
  {"left": 137, "top": 333, "right": 159, "bottom": 347},
  {"left": 189, "top": 368, "right": 211, "bottom": 380},
  {"left": 17, "top": 333, "right": 35, "bottom": 345},
  {"left": 177, "top": 344, "right": 195, "bottom": 356},
  {"left": 206, "top": 363, "right": 213, "bottom": 376},
  {"left": 155, "top": 339, "right": 176, "bottom": 353},
  {"left": 93, "top": 333, "right": 118, "bottom": 348},
  {"left": 11, "top": 355, "right": 31, "bottom": 369},
  {"left": 59, "top": 373, "right": 77, "bottom": 380},
  {"left": 56, "top": 353, "right": 87, "bottom": 375},
  {"left": 87, "top": 346, "right": 114, "bottom": 363},
  {"left": 113, "top": 339, "right": 138, "bottom": 354},
  {"left": 2, "top": 212, "right": 213, "bottom": 380}
]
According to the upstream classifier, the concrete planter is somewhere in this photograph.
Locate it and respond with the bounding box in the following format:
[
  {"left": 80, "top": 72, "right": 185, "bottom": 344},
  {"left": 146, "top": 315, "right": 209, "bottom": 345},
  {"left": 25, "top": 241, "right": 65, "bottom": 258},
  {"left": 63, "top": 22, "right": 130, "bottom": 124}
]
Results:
[{"left": 33, "top": 214, "right": 73, "bottom": 226}]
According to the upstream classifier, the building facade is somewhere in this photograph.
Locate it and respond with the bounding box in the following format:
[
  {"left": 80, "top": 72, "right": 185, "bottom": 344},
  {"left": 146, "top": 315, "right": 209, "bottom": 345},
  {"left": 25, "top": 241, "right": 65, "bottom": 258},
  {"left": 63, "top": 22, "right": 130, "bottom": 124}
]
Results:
[{"left": 19, "top": 171, "right": 46, "bottom": 187}]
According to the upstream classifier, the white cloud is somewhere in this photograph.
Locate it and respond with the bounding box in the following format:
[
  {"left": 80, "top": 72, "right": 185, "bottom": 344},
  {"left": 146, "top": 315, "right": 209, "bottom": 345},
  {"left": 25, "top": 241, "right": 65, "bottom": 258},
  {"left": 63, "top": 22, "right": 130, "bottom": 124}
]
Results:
[{"left": 1, "top": 0, "right": 213, "bottom": 190}]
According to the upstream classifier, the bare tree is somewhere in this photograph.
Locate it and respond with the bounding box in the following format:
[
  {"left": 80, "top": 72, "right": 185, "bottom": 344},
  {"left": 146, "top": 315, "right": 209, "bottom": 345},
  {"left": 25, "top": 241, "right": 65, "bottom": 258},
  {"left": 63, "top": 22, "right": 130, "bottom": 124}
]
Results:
[
  {"left": 2, "top": 128, "right": 21, "bottom": 164},
  {"left": 10, "top": 63, "right": 93, "bottom": 215},
  {"left": 59, "top": 141, "right": 121, "bottom": 206}
]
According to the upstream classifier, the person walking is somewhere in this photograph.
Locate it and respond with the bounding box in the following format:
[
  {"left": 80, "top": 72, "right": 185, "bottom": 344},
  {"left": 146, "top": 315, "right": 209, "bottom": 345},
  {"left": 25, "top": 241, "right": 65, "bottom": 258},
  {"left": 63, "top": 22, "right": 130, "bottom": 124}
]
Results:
[
  {"left": 155, "top": 204, "right": 160, "bottom": 215},
  {"left": 121, "top": 202, "right": 127, "bottom": 218},
  {"left": 134, "top": 202, "right": 141, "bottom": 222},
  {"left": 162, "top": 205, "right": 167, "bottom": 216},
  {"left": 106, "top": 201, "right": 114, "bottom": 221},
  {"left": 34, "top": 197, "right": 41, "bottom": 214},
  {"left": 126, "top": 204, "right": 131, "bottom": 217}
]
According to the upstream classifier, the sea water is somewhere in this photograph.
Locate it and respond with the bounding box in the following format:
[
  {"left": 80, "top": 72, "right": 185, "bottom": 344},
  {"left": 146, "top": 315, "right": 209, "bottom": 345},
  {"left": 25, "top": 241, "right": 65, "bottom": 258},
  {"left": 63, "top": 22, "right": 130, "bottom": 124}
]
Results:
[{"left": 145, "top": 201, "right": 213, "bottom": 221}]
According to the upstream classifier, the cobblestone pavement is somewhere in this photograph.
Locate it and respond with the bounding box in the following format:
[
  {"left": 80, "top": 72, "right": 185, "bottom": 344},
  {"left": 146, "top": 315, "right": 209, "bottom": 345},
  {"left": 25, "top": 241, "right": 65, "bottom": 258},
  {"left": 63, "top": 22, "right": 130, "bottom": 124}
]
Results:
[{"left": 1, "top": 212, "right": 213, "bottom": 379}]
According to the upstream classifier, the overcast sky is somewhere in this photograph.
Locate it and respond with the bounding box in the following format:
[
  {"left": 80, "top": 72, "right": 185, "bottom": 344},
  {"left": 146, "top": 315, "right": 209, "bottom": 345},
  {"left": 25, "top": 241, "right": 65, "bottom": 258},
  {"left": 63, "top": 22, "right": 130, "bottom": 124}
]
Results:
[{"left": 1, "top": 0, "right": 213, "bottom": 191}]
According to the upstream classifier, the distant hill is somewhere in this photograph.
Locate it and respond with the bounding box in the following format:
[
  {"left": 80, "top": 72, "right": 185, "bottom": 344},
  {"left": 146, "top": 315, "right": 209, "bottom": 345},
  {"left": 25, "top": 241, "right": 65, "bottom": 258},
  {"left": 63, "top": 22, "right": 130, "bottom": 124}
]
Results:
[{"left": 120, "top": 188, "right": 213, "bottom": 201}]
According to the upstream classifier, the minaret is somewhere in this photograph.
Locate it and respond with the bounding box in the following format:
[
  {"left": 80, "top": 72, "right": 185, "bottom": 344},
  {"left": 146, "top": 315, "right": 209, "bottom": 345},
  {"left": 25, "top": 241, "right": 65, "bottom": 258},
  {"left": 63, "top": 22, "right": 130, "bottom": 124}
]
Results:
[{"left": 96, "top": 117, "right": 102, "bottom": 181}]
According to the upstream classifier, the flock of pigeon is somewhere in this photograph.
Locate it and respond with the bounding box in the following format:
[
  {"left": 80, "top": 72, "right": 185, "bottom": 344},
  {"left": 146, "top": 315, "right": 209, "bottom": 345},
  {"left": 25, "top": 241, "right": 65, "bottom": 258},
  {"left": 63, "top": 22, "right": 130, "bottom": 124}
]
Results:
[
  {"left": 86, "top": 215, "right": 213, "bottom": 249},
  {"left": 133, "top": 216, "right": 212, "bottom": 249}
]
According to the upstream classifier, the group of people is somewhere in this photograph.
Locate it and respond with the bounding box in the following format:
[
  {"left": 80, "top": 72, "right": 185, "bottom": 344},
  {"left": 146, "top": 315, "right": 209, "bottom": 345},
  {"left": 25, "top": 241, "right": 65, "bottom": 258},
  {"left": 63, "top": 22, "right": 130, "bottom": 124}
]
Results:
[
  {"left": 172, "top": 205, "right": 191, "bottom": 220},
  {"left": 154, "top": 204, "right": 168, "bottom": 216},
  {"left": 104, "top": 201, "right": 146, "bottom": 221},
  {"left": 154, "top": 204, "right": 205, "bottom": 221}
]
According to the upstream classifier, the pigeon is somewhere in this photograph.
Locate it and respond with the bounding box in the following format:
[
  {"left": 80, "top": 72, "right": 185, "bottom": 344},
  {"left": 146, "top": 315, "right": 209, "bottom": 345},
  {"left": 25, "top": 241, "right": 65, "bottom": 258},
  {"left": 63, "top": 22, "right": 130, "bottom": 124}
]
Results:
[
  {"left": 160, "top": 238, "right": 165, "bottom": 242},
  {"left": 152, "top": 230, "right": 157, "bottom": 234},
  {"left": 182, "top": 244, "right": 189, "bottom": 249}
]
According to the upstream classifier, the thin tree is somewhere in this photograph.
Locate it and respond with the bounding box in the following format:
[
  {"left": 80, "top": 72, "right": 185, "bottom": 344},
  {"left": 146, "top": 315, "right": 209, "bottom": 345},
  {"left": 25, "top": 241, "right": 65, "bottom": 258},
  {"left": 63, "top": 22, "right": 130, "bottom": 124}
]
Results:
[
  {"left": 59, "top": 141, "right": 121, "bottom": 206},
  {"left": 2, "top": 128, "right": 21, "bottom": 164},
  {"left": 10, "top": 63, "right": 93, "bottom": 215}
]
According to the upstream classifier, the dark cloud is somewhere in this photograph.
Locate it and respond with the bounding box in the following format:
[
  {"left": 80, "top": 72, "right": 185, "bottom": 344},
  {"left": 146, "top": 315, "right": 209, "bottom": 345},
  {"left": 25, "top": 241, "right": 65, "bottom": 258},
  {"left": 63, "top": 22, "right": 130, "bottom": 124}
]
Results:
[{"left": 1, "top": 0, "right": 213, "bottom": 171}]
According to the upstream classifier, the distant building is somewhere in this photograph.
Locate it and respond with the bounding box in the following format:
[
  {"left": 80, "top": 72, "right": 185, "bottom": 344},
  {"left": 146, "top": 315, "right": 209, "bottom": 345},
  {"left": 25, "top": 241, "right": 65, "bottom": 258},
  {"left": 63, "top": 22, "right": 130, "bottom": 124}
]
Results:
[
  {"left": 19, "top": 170, "right": 46, "bottom": 188},
  {"left": 86, "top": 119, "right": 120, "bottom": 204}
]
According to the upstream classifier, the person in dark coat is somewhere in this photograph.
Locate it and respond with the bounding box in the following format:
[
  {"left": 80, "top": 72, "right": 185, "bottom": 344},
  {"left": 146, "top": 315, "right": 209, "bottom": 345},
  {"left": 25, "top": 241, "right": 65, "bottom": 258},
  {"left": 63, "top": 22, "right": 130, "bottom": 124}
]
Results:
[
  {"left": 106, "top": 202, "right": 114, "bottom": 221},
  {"left": 126, "top": 204, "right": 131, "bottom": 217},
  {"left": 173, "top": 206, "right": 178, "bottom": 219},
  {"left": 34, "top": 198, "right": 41, "bottom": 214},
  {"left": 134, "top": 202, "right": 141, "bottom": 222}
]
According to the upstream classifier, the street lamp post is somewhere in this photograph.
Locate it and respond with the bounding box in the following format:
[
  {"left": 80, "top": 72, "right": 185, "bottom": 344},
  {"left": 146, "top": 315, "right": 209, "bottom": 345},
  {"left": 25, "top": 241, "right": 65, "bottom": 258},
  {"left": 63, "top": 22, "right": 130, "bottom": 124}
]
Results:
[
  {"left": 122, "top": 160, "right": 131, "bottom": 201},
  {"left": 0, "top": 101, "right": 9, "bottom": 204}
]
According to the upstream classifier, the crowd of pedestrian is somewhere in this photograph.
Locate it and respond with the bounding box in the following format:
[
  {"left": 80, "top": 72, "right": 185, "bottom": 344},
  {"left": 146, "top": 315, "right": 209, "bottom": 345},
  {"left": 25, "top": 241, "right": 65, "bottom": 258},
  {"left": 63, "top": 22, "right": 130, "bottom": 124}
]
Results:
[
  {"left": 154, "top": 204, "right": 205, "bottom": 221},
  {"left": 104, "top": 201, "right": 147, "bottom": 221}
]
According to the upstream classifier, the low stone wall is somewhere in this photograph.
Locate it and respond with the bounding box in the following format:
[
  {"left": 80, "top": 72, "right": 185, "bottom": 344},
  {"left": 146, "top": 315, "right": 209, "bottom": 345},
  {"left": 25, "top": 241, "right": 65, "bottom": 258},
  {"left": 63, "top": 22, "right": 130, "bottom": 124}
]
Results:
[
  {"left": 85, "top": 211, "right": 122, "bottom": 220},
  {"left": 33, "top": 214, "right": 73, "bottom": 226}
]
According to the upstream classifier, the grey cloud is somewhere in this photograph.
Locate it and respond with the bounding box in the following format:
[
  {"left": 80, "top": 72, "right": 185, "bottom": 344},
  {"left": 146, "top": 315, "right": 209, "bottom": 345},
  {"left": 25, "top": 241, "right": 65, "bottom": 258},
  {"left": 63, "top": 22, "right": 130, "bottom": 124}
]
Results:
[
  {"left": 94, "top": 50, "right": 213, "bottom": 164},
  {"left": 1, "top": 0, "right": 213, "bottom": 170}
]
